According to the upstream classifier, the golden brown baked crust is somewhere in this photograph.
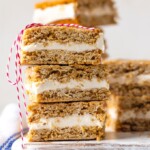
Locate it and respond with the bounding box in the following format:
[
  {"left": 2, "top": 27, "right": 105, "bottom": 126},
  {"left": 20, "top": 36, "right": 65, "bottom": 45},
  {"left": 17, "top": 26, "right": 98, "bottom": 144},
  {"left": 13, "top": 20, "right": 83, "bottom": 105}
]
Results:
[
  {"left": 28, "top": 127, "right": 105, "bottom": 142},
  {"left": 28, "top": 101, "right": 106, "bottom": 123},
  {"left": 35, "top": 0, "right": 76, "bottom": 9},
  {"left": 22, "top": 25, "right": 102, "bottom": 46},
  {"left": 26, "top": 65, "right": 108, "bottom": 82},
  {"left": 27, "top": 88, "right": 110, "bottom": 103},
  {"left": 76, "top": 0, "right": 115, "bottom": 8},
  {"left": 110, "top": 83, "right": 150, "bottom": 98},
  {"left": 21, "top": 49, "right": 102, "bottom": 65},
  {"left": 75, "top": 0, "right": 118, "bottom": 26},
  {"left": 49, "top": 19, "right": 79, "bottom": 24},
  {"left": 76, "top": 15, "right": 117, "bottom": 27},
  {"left": 116, "top": 119, "right": 150, "bottom": 132},
  {"left": 105, "top": 59, "right": 150, "bottom": 75}
]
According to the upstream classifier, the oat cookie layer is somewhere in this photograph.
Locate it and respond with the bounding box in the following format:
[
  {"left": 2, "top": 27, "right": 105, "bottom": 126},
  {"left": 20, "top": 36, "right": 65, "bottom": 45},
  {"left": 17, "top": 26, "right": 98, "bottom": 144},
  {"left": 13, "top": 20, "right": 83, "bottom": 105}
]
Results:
[
  {"left": 28, "top": 127, "right": 105, "bottom": 142},
  {"left": 75, "top": 0, "right": 117, "bottom": 26}
]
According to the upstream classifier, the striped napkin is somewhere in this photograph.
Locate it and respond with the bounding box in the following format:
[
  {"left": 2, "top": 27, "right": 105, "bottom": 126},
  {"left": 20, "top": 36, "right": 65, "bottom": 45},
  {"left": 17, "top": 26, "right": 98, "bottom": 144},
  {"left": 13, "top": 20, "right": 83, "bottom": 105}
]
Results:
[
  {"left": 0, "top": 129, "right": 28, "bottom": 150},
  {"left": 0, "top": 103, "right": 27, "bottom": 150}
]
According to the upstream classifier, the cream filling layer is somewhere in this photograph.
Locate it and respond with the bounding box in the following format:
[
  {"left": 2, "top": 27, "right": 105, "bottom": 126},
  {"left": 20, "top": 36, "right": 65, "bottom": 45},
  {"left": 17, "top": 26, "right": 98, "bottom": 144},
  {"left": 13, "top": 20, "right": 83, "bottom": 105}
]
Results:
[
  {"left": 33, "top": 3, "right": 75, "bottom": 24},
  {"left": 136, "top": 74, "right": 150, "bottom": 83},
  {"left": 82, "top": 6, "right": 114, "bottom": 17},
  {"left": 29, "top": 114, "right": 103, "bottom": 130},
  {"left": 22, "top": 33, "right": 105, "bottom": 52},
  {"left": 25, "top": 79, "right": 109, "bottom": 94},
  {"left": 108, "top": 108, "right": 150, "bottom": 122},
  {"left": 108, "top": 74, "right": 150, "bottom": 84}
]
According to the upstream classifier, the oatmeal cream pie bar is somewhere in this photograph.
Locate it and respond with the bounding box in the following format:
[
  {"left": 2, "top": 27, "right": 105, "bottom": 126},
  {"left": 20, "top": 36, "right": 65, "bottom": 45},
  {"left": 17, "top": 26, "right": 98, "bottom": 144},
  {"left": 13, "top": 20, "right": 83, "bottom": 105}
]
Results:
[
  {"left": 25, "top": 65, "right": 110, "bottom": 103},
  {"left": 27, "top": 101, "right": 106, "bottom": 141},
  {"left": 105, "top": 60, "right": 150, "bottom": 131},
  {"left": 20, "top": 25, "right": 105, "bottom": 65},
  {"left": 33, "top": 0, "right": 76, "bottom": 24},
  {"left": 75, "top": 0, "right": 118, "bottom": 27}
]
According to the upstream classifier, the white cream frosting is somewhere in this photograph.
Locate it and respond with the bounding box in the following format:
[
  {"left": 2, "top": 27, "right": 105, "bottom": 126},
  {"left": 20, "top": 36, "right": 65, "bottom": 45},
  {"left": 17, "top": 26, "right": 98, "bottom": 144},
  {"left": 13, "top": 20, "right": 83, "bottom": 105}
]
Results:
[
  {"left": 29, "top": 114, "right": 103, "bottom": 130},
  {"left": 108, "top": 108, "right": 150, "bottom": 122},
  {"left": 25, "top": 79, "right": 109, "bottom": 94},
  {"left": 33, "top": 3, "right": 75, "bottom": 24},
  {"left": 107, "top": 108, "right": 118, "bottom": 120},
  {"left": 108, "top": 74, "right": 150, "bottom": 84},
  {"left": 136, "top": 74, "right": 150, "bottom": 83},
  {"left": 82, "top": 6, "right": 113, "bottom": 17},
  {"left": 22, "top": 33, "right": 105, "bottom": 52},
  {"left": 120, "top": 110, "right": 150, "bottom": 121}
]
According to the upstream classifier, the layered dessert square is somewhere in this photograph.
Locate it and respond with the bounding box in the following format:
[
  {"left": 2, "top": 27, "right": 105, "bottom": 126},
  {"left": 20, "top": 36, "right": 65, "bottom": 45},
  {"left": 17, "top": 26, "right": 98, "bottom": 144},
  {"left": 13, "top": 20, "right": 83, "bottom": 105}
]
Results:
[
  {"left": 105, "top": 60, "right": 150, "bottom": 131},
  {"left": 75, "top": 0, "right": 118, "bottom": 27},
  {"left": 20, "top": 25, "right": 105, "bottom": 65},
  {"left": 27, "top": 101, "right": 106, "bottom": 141},
  {"left": 33, "top": 0, "right": 76, "bottom": 24},
  {"left": 34, "top": 0, "right": 117, "bottom": 27},
  {"left": 25, "top": 65, "right": 110, "bottom": 103}
]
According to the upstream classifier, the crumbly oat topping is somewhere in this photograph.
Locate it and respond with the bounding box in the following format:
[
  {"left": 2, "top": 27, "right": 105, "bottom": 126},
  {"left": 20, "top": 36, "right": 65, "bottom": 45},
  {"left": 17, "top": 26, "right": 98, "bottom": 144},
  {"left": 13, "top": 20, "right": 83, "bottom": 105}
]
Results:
[
  {"left": 119, "top": 120, "right": 150, "bottom": 131},
  {"left": 28, "top": 101, "right": 106, "bottom": 122},
  {"left": 105, "top": 60, "right": 150, "bottom": 75},
  {"left": 110, "top": 83, "right": 150, "bottom": 97},
  {"left": 26, "top": 64, "right": 107, "bottom": 82},
  {"left": 75, "top": 0, "right": 117, "bottom": 26},
  {"left": 28, "top": 127, "right": 105, "bottom": 142},
  {"left": 21, "top": 49, "right": 102, "bottom": 65},
  {"left": 76, "top": 15, "right": 117, "bottom": 27},
  {"left": 22, "top": 26, "right": 102, "bottom": 46},
  {"left": 27, "top": 88, "right": 110, "bottom": 103},
  {"left": 76, "top": 0, "right": 115, "bottom": 9}
]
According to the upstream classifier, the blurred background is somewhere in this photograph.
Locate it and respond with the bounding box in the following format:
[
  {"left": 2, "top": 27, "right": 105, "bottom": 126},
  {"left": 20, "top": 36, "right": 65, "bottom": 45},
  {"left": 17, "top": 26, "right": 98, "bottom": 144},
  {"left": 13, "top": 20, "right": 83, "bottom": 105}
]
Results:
[{"left": 0, "top": 0, "right": 150, "bottom": 112}]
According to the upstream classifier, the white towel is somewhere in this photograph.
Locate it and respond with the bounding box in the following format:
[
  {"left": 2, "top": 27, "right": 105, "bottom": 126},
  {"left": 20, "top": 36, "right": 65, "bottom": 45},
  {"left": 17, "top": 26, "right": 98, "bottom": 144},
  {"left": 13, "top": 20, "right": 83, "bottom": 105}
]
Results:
[{"left": 0, "top": 103, "right": 27, "bottom": 150}]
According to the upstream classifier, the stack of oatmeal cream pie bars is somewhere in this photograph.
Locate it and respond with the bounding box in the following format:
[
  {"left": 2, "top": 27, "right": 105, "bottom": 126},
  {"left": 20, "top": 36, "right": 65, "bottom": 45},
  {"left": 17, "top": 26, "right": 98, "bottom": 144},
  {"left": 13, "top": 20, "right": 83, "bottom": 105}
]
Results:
[{"left": 20, "top": 24, "right": 110, "bottom": 141}]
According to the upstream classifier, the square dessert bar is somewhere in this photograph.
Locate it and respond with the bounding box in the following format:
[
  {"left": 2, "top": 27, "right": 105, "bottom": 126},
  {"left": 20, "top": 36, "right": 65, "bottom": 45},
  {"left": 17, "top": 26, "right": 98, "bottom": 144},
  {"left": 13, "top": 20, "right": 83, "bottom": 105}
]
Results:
[
  {"left": 21, "top": 25, "right": 105, "bottom": 65},
  {"left": 27, "top": 101, "right": 106, "bottom": 141},
  {"left": 34, "top": 0, "right": 117, "bottom": 27},
  {"left": 34, "top": 0, "right": 76, "bottom": 24},
  {"left": 105, "top": 60, "right": 150, "bottom": 131},
  {"left": 25, "top": 65, "right": 110, "bottom": 103},
  {"left": 75, "top": 0, "right": 118, "bottom": 27}
]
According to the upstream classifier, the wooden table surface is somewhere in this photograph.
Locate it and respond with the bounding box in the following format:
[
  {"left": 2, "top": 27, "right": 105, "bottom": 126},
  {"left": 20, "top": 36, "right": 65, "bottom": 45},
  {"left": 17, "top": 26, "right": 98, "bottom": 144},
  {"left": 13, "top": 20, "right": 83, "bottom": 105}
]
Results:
[{"left": 12, "top": 132, "right": 150, "bottom": 150}]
